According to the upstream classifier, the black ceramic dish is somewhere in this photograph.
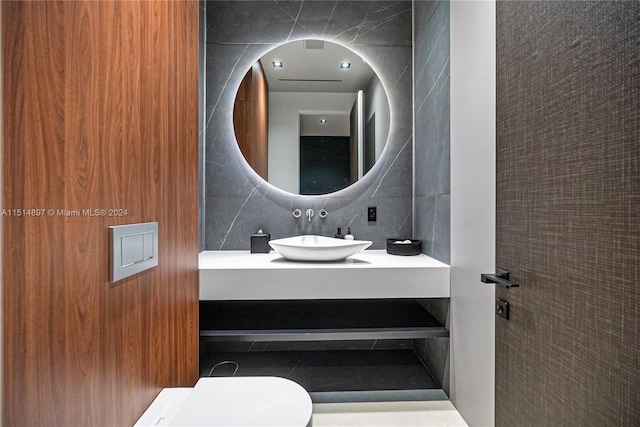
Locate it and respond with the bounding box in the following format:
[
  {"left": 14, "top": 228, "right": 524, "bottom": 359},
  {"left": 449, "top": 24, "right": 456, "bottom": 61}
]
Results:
[{"left": 386, "top": 239, "right": 422, "bottom": 256}]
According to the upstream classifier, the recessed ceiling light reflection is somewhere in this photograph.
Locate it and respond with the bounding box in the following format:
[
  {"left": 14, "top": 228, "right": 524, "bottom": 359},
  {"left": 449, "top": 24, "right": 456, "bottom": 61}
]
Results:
[
  {"left": 340, "top": 62, "right": 351, "bottom": 69},
  {"left": 272, "top": 61, "right": 283, "bottom": 68}
]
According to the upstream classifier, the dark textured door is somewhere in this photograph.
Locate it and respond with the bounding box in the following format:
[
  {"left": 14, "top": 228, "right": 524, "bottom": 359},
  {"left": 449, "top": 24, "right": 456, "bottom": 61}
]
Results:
[{"left": 495, "top": 2, "right": 638, "bottom": 426}]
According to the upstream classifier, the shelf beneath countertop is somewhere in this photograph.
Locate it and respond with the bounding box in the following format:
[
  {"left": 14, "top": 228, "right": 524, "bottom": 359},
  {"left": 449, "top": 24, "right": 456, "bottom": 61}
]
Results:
[
  {"left": 199, "top": 250, "right": 450, "bottom": 300},
  {"left": 199, "top": 348, "right": 445, "bottom": 399},
  {"left": 200, "top": 299, "right": 449, "bottom": 341}
]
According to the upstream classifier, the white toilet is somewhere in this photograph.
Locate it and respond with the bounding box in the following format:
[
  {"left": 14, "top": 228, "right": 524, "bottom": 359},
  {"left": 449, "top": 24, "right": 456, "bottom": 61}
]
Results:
[{"left": 135, "top": 376, "right": 312, "bottom": 427}]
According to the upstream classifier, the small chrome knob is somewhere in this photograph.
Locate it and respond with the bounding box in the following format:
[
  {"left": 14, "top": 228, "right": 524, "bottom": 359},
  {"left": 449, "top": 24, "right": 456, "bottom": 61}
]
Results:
[
  {"left": 292, "top": 208, "right": 302, "bottom": 218},
  {"left": 319, "top": 208, "right": 328, "bottom": 218}
]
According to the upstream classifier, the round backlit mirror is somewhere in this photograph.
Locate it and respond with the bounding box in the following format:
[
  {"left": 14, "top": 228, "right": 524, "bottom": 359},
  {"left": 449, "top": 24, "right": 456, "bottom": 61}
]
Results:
[{"left": 233, "top": 39, "right": 390, "bottom": 195}]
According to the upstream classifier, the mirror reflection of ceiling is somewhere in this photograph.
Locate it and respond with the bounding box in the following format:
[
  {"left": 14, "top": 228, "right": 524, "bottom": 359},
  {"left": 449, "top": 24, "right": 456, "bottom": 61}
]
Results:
[
  {"left": 300, "top": 114, "right": 349, "bottom": 136},
  {"left": 233, "top": 39, "right": 390, "bottom": 196},
  {"left": 260, "top": 39, "right": 374, "bottom": 93}
]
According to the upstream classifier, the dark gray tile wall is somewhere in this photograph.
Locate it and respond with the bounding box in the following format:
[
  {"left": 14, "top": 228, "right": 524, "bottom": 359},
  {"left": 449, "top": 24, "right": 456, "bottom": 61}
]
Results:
[
  {"left": 414, "top": 298, "right": 450, "bottom": 395},
  {"left": 411, "top": 0, "right": 451, "bottom": 395},
  {"left": 199, "top": 0, "right": 207, "bottom": 251},
  {"left": 202, "top": 0, "right": 413, "bottom": 250},
  {"left": 200, "top": 349, "right": 441, "bottom": 392},
  {"left": 413, "top": 0, "right": 450, "bottom": 263}
]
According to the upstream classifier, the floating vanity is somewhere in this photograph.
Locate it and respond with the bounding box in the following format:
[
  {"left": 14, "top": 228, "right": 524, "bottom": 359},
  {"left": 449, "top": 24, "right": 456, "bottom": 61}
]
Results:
[
  {"left": 199, "top": 249, "right": 450, "bottom": 300},
  {"left": 198, "top": 249, "right": 451, "bottom": 402}
]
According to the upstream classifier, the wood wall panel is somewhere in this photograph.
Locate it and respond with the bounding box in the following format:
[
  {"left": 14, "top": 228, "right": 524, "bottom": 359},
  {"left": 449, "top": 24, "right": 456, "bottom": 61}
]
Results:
[
  {"left": 233, "top": 62, "right": 269, "bottom": 180},
  {"left": 2, "top": 1, "right": 200, "bottom": 425}
]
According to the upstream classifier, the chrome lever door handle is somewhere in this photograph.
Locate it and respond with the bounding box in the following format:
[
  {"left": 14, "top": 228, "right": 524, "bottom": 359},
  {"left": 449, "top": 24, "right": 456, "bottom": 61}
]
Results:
[{"left": 481, "top": 268, "right": 519, "bottom": 289}]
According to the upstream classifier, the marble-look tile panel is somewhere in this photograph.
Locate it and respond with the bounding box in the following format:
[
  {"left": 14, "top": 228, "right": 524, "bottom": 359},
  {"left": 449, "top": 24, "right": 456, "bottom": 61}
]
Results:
[
  {"left": 413, "top": 337, "right": 450, "bottom": 395},
  {"left": 414, "top": 3, "right": 449, "bottom": 94},
  {"left": 207, "top": 1, "right": 412, "bottom": 46},
  {"left": 206, "top": 194, "right": 412, "bottom": 250},
  {"left": 413, "top": 194, "right": 449, "bottom": 262},
  {"left": 414, "top": 297, "right": 450, "bottom": 395},
  {"left": 199, "top": 0, "right": 207, "bottom": 250},
  {"left": 414, "top": 0, "right": 439, "bottom": 42},
  {"left": 414, "top": 69, "right": 450, "bottom": 197},
  {"left": 413, "top": 0, "right": 450, "bottom": 262},
  {"left": 322, "top": 1, "right": 412, "bottom": 46},
  {"left": 432, "top": 193, "right": 450, "bottom": 263},
  {"left": 207, "top": 1, "right": 299, "bottom": 44},
  {"left": 413, "top": 195, "right": 436, "bottom": 253},
  {"left": 414, "top": 2, "right": 449, "bottom": 128}
]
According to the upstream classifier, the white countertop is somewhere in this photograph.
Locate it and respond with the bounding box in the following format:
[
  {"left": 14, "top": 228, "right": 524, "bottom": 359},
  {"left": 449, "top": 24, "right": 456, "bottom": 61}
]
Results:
[{"left": 199, "top": 250, "right": 450, "bottom": 300}]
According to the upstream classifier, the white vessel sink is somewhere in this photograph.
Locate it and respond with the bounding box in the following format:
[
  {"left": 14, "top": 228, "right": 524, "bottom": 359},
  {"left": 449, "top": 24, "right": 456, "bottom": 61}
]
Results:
[{"left": 268, "top": 235, "right": 372, "bottom": 262}]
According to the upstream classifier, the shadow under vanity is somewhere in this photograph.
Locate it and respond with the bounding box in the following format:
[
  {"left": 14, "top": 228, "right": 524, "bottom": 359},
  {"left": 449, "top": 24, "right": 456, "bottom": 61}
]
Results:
[{"left": 198, "top": 250, "right": 451, "bottom": 402}]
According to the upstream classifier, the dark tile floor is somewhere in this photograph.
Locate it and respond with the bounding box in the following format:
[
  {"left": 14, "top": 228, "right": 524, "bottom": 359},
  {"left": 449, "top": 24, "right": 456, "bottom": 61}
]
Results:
[{"left": 199, "top": 349, "right": 440, "bottom": 393}]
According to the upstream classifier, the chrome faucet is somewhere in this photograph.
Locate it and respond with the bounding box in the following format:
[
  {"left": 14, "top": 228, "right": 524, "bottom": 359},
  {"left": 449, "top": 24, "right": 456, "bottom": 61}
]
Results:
[{"left": 305, "top": 208, "right": 314, "bottom": 221}]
